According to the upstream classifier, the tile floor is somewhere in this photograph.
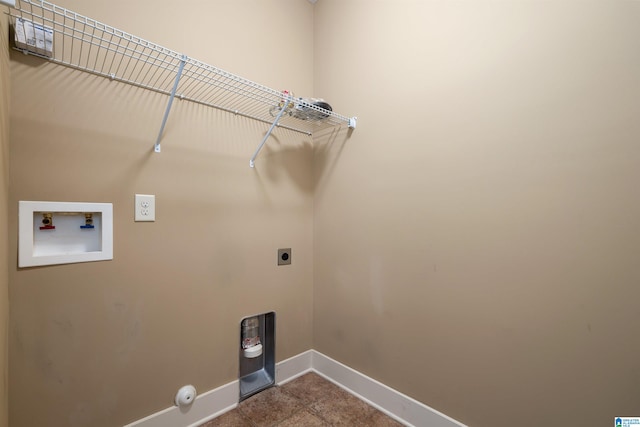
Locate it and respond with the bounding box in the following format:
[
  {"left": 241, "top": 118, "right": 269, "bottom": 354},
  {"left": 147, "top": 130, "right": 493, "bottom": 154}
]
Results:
[{"left": 199, "top": 372, "right": 405, "bottom": 427}]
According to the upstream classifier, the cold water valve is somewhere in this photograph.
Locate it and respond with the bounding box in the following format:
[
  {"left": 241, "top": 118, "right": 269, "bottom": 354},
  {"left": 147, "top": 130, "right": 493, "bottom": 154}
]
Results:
[{"left": 80, "top": 213, "right": 95, "bottom": 229}]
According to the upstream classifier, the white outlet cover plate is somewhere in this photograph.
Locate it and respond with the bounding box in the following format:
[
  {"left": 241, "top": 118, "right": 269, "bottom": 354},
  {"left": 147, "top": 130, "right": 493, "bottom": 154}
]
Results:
[{"left": 135, "top": 194, "right": 155, "bottom": 222}]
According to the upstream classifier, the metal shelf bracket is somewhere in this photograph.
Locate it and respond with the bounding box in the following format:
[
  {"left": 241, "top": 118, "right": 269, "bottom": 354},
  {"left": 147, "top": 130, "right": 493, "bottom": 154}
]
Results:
[
  {"left": 154, "top": 55, "right": 187, "bottom": 153},
  {"left": 249, "top": 94, "right": 292, "bottom": 168}
]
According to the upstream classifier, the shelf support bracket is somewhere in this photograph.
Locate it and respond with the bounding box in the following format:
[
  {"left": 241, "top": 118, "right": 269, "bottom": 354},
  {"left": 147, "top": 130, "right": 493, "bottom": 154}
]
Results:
[
  {"left": 154, "top": 55, "right": 187, "bottom": 153},
  {"left": 249, "top": 96, "right": 291, "bottom": 168}
]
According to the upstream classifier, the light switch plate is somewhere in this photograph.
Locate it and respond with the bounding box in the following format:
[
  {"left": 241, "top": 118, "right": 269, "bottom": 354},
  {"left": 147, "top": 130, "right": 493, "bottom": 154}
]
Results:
[{"left": 135, "top": 194, "right": 155, "bottom": 222}]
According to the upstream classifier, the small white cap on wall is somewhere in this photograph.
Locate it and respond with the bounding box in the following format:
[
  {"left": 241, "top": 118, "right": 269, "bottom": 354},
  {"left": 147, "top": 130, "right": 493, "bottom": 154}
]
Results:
[{"left": 175, "top": 385, "right": 197, "bottom": 407}]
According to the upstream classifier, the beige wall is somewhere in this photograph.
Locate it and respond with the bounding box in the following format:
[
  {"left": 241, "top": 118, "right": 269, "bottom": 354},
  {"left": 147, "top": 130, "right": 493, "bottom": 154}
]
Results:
[
  {"left": 9, "top": 1, "right": 315, "bottom": 426},
  {"left": 9, "top": 1, "right": 640, "bottom": 426},
  {"left": 313, "top": 1, "right": 640, "bottom": 427},
  {"left": 1, "top": 7, "right": 10, "bottom": 427}
]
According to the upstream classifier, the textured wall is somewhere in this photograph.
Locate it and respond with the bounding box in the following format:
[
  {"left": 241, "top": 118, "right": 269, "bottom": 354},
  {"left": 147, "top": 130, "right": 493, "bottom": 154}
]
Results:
[
  {"left": 313, "top": 1, "right": 640, "bottom": 426},
  {"left": 1, "top": 7, "right": 10, "bottom": 427},
  {"left": 8, "top": 1, "right": 315, "bottom": 426}
]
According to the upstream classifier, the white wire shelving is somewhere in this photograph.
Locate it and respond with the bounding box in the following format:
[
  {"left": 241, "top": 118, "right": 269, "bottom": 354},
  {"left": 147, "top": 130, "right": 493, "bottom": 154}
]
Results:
[{"left": 5, "top": 0, "right": 356, "bottom": 167}]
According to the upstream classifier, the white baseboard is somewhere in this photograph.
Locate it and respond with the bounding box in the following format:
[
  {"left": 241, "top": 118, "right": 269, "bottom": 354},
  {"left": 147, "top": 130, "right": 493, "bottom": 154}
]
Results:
[
  {"left": 125, "top": 350, "right": 465, "bottom": 427},
  {"left": 123, "top": 350, "right": 314, "bottom": 427},
  {"left": 123, "top": 379, "right": 239, "bottom": 427},
  {"left": 275, "top": 349, "right": 313, "bottom": 385},
  {"left": 311, "top": 351, "right": 466, "bottom": 427}
]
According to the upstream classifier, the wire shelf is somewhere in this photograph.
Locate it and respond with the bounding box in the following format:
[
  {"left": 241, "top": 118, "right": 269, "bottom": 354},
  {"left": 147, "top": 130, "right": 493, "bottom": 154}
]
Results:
[{"left": 6, "top": 0, "right": 356, "bottom": 162}]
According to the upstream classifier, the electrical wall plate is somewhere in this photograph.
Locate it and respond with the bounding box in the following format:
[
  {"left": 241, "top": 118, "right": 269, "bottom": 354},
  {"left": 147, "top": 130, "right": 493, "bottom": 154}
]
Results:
[
  {"left": 277, "top": 248, "right": 291, "bottom": 266},
  {"left": 134, "top": 194, "right": 155, "bottom": 222}
]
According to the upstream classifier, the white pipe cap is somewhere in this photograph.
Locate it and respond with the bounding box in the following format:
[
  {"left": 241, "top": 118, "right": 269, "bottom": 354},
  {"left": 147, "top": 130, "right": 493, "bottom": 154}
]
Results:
[
  {"left": 243, "top": 344, "right": 263, "bottom": 358},
  {"left": 175, "top": 385, "right": 197, "bottom": 407}
]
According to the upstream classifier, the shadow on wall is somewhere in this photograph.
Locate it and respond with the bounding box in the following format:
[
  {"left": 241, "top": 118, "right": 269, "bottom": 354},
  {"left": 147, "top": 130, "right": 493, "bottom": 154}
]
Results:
[
  {"left": 252, "top": 132, "right": 314, "bottom": 194},
  {"left": 8, "top": 39, "right": 49, "bottom": 70},
  {"left": 313, "top": 126, "right": 352, "bottom": 190},
  {"left": 253, "top": 122, "right": 354, "bottom": 195}
]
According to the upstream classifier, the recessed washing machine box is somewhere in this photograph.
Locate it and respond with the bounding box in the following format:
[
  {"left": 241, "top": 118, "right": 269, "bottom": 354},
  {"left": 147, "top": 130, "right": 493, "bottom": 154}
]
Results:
[
  {"left": 239, "top": 312, "right": 275, "bottom": 401},
  {"left": 18, "top": 201, "right": 113, "bottom": 267}
]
